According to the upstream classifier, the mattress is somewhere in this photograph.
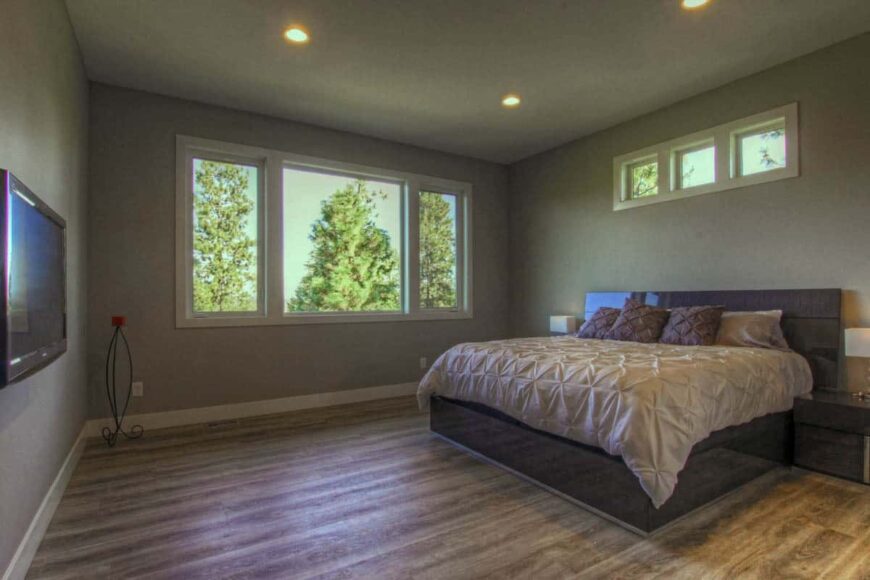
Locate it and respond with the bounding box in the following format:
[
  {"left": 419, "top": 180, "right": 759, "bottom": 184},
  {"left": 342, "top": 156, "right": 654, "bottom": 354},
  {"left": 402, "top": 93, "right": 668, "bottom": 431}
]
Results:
[{"left": 417, "top": 336, "right": 813, "bottom": 507}]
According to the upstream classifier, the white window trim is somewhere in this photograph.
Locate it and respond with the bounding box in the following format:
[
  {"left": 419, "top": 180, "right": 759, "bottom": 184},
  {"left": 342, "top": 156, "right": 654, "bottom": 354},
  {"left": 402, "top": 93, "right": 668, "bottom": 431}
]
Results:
[
  {"left": 175, "top": 135, "right": 473, "bottom": 328},
  {"left": 613, "top": 103, "right": 799, "bottom": 211}
]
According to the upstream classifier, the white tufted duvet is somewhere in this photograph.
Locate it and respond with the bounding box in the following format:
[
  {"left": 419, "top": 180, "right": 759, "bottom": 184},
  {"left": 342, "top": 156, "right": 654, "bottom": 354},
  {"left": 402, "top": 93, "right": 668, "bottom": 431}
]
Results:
[{"left": 418, "top": 336, "right": 812, "bottom": 507}]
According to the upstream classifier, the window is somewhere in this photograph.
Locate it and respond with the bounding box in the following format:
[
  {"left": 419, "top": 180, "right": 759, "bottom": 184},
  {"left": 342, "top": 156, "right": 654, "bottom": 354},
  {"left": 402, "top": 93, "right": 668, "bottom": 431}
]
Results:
[
  {"left": 613, "top": 103, "right": 798, "bottom": 211},
  {"left": 283, "top": 168, "right": 402, "bottom": 314},
  {"left": 675, "top": 143, "right": 715, "bottom": 190},
  {"left": 627, "top": 159, "right": 658, "bottom": 199},
  {"left": 419, "top": 191, "right": 459, "bottom": 310},
  {"left": 736, "top": 122, "right": 786, "bottom": 177},
  {"left": 191, "top": 158, "right": 262, "bottom": 314},
  {"left": 176, "top": 136, "right": 472, "bottom": 327}
]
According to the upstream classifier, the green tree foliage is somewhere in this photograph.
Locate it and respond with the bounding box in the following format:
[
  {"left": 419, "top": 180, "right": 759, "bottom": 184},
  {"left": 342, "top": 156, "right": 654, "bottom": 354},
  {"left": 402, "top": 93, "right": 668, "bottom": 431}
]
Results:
[
  {"left": 631, "top": 161, "right": 658, "bottom": 198},
  {"left": 193, "top": 160, "right": 257, "bottom": 312},
  {"left": 288, "top": 180, "right": 399, "bottom": 312},
  {"left": 419, "top": 192, "right": 457, "bottom": 309}
]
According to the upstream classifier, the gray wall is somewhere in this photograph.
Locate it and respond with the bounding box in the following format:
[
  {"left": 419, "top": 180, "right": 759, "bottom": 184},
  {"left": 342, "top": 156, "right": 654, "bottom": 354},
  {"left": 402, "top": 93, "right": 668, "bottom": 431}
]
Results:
[
  {"left": 508, "top": 33, "right": 870, "bottom": 391},
  {"left": 87, "top": 84, "right": 510, "bottom": 416},
  {"left": 0, "top": 0, "right": 89, "bottom": 570}
]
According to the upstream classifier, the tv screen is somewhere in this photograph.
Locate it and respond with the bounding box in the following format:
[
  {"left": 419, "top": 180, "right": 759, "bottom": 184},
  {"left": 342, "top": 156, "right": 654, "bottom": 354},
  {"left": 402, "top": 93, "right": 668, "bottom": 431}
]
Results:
[{"left": 2, "top": 170, "right": 66, "bottom": 387}]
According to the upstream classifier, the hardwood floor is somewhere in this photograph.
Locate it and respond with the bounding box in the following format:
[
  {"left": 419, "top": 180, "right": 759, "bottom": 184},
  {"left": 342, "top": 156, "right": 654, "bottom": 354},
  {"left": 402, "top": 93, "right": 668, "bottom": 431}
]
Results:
[{"left": 27, "top": 397, "right": 870, "bottom": 579}]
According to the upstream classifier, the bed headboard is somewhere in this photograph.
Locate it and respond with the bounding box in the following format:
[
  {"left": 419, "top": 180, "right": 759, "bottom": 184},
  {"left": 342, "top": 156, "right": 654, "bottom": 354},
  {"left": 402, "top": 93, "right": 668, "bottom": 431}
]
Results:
[{"left": 584, "top": 289, "right": 842, "bottom": 390}]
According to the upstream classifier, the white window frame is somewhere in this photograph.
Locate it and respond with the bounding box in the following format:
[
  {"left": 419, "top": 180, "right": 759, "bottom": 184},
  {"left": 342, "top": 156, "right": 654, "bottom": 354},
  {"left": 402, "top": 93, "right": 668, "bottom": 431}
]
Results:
[
  {"left": 176, "top": 135, "right": 473, "bottom": 328},
  {"left": 613, "top": 103, "right": 799, "bottom": 211},
  {"left": 177, "top": 143, "right": 268, "bottom": 322}
]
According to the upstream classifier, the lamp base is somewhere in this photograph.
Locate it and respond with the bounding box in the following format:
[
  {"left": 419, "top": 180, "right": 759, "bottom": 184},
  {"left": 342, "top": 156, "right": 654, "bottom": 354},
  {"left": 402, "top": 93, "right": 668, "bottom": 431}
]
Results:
[{"left": 859, "top": 361, "right": 870, "bottom": 402}]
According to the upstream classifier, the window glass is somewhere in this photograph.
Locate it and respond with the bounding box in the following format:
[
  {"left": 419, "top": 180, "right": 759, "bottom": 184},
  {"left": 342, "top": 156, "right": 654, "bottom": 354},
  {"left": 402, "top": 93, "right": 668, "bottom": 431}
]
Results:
[
  {"left": 192, "top": 158, "right": 259, "bottom": 313},
  {"left": 629, "top": 160, "right": 658, "bottom": 198},
  {"left": 419, "top": 191, "right": 458, "bottom": 309},
  {"left": 738, "top": 125, "right": 786, "bottom": 176},
  {"left": 283, "top": 167, "right": 402, "bottom": 313},
  {"left": 678, "top": 145, "right": 715, "bottom": 189}
]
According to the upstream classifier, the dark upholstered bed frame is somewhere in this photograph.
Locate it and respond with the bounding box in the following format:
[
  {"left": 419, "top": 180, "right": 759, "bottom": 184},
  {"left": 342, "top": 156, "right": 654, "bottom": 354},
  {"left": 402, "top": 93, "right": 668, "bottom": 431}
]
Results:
[{"left": 429, "top": 289, "right": 842, "bottom": 535}]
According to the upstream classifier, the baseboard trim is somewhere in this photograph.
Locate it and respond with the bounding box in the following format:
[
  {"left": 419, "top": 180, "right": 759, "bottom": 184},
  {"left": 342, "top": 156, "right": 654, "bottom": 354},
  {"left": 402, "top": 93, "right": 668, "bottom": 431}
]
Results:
[
  {"left": 86, "top": 381, "right": 419, "bottom": 436},
  {"left": 2, "top": 425, "right": 88, "bottom": 580}
]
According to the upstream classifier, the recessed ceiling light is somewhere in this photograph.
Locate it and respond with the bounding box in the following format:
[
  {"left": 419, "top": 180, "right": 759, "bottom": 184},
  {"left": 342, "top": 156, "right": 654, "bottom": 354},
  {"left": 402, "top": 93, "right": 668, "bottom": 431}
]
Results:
[
  {"left": 284, "top": 25, "right": 310, "bottom": 45},
  {"left": 681, "top": 0, "right": 710, "bottom": 9},
  {"left": 501, "top": 94, "right": 521, "bottom": 109}
]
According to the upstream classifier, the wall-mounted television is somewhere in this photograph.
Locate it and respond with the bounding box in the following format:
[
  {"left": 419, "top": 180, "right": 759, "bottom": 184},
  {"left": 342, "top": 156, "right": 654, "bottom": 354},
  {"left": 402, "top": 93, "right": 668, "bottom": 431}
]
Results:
[{"left": 1, "top": 170, "right": 66, "bottom": 387}]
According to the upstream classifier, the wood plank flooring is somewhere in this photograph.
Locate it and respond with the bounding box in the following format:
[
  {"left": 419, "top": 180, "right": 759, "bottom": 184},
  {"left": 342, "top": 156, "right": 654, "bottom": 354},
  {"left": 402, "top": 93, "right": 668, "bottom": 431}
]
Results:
[{"left": 27, "top": 397, "right": 870, "bottom": 579}]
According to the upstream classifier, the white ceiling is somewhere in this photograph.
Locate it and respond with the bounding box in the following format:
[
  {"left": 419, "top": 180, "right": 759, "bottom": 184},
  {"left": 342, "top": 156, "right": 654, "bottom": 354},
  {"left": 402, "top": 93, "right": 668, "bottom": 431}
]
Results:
[{"left": 65, "top": 0, "right": 870, "bottom": 164}]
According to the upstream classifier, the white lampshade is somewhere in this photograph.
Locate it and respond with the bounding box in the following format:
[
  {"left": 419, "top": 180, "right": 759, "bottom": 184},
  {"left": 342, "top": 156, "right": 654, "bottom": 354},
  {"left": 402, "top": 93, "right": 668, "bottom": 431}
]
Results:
[
  {"left": 845, "top": 328, "right": 870, "bottom": 357},
  {"left": 550, "top": 315, "right": 577, "bottom": 334}
]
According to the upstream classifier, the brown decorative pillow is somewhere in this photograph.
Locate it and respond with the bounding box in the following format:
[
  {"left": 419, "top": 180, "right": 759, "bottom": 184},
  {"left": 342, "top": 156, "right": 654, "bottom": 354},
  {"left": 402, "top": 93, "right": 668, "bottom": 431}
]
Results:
[
  {"left": 576, "top": 307, "right": 620, "bottom": 339},
  {"left": 715, "top": 310, "right": 791, "bottom": 351},
  {"left": 659, "top": 305, "right": 725, "bottom": 346},
  {"left": 605, "top": 298, "right": 670, "bottom": 343}
]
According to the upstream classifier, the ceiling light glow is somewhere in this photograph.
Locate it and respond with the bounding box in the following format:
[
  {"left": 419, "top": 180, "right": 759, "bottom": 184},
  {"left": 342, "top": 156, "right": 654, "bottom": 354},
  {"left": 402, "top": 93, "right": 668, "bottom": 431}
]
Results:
[
  {"left": 681, "top": 0, "right": 710, "bottom": 9},
  {"left": 284, "top": 25, "right": 310, "bottom": 44},
  {"left": 501, "top": 94, "right": 521, "bottom": 108}
]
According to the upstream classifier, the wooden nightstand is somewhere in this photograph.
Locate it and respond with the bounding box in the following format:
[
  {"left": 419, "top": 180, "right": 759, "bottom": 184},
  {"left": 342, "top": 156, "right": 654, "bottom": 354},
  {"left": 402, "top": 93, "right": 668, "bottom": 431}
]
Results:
[{"left": 794, "top": 390, "right": 869, "bottom": 484}]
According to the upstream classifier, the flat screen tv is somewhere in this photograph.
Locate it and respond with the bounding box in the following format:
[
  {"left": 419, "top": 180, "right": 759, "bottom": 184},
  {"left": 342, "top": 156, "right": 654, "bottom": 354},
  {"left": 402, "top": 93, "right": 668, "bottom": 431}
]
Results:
[{"left": 1, "top": 170, "right": 66, "bottom": 387}]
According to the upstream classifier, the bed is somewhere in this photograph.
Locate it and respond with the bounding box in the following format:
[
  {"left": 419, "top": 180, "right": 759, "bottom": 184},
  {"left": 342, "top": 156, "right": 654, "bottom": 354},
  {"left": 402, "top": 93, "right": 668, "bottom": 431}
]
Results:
[{"left": 419, "top": 289, "right": 842, "bottom": 534}]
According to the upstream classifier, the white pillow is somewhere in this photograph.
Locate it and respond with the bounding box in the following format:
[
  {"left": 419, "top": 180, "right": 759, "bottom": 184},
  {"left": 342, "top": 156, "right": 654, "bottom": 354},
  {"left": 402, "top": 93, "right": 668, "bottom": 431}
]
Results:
[{"left": 715, "top": 310, "right": 790, "bottom": 350}]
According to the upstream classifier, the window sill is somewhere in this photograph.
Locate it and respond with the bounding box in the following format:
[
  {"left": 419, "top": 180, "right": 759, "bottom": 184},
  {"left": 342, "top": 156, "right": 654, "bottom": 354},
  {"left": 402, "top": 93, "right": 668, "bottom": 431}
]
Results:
[
  {"left": 613, "top": 165, "right": 799, "bottom": 211},
  {"left": 176, "top": 310, "right": 473, "bottom": 329}
]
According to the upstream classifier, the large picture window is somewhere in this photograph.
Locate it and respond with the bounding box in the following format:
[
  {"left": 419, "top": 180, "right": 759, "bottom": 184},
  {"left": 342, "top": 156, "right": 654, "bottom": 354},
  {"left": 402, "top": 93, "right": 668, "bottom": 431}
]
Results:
[
  {"left": 176, "top": 136, "right": 472, "bottom": 327},
  {"left": 612, "top": 103, "right": 798, "bottom": 211},
  {"left": 283, "top": 168, "right": 402, "bottom": 314}
]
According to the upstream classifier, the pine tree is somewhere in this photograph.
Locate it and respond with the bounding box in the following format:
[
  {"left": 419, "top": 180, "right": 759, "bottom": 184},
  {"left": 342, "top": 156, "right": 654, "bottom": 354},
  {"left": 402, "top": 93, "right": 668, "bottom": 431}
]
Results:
[
  {"left": 288, "top": 180, "right": 399, "bottom": 312},
  {"left": 419, "top": 192, "right": 457, "bottom": 309},
  {"left": 192, "top": 160, "right": 257, "bottom": 312}
]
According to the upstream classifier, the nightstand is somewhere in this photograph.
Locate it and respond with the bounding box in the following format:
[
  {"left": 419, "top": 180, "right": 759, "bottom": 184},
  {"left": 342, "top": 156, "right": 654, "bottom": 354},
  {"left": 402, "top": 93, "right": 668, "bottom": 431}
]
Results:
[{"left": 793, "top": 390, "right": 869, "bottom": 484}]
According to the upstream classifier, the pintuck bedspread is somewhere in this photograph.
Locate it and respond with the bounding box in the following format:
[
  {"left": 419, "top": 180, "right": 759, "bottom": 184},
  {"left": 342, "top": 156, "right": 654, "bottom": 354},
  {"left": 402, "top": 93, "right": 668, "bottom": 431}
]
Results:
[{"left": 417, "top": 336, "right": 813, "bottom": 507}]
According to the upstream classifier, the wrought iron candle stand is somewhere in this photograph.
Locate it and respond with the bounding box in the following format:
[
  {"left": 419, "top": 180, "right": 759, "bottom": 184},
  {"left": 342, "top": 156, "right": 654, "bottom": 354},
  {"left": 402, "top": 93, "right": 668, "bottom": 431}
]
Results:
[{"left": 102, "top": 316, "right": 144, "bottom": 447}]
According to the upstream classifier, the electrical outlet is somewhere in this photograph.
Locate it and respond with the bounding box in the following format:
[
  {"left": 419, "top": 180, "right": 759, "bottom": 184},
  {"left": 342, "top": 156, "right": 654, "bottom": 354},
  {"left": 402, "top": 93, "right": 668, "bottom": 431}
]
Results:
[
  {"left": 419, "top": 357, "right": 428, "bottom": 370},
  {"left": 132, "top": 381, "right": 144, "bottom": 397}
]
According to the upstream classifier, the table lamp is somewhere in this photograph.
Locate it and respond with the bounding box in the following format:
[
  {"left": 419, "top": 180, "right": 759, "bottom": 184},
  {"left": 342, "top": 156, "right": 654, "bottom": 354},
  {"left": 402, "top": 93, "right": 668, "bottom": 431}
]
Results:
[
  {"left": 845, "top": 328, "right": 870, "bottom": 401},
  {"left": 550, "top": 315, "right": 577, "bottom": 336}
]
